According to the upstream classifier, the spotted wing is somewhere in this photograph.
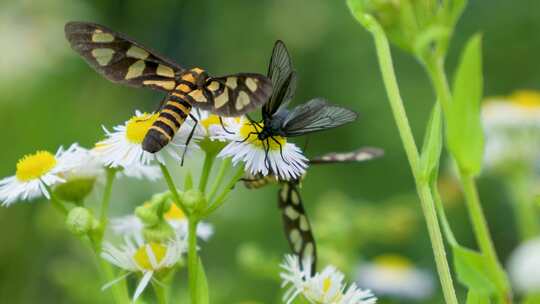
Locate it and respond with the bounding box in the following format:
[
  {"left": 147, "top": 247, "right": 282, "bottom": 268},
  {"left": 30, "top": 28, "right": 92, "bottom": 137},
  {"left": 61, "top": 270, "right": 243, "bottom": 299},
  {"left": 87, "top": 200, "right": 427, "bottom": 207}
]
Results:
[
  {"left": 278, "top": 181, "right": 317, "bottom": 274},
  {"left": 309, "top": 147, "right": 384, "bottom": 165},
  {"left": 65, "top": 21, "right": 183, "bottom": 92},
  {"left": 187, "top": 73, "right": 272, "bottom": 117},
  {"left": 264, "top": 40, "right": 297, "bottom": 120},
  {"left": 241, "top": 173, "right": 278, "bottom": 189},
  {"left": 281, "top": 98, "right": 358, "bottom": 137}
]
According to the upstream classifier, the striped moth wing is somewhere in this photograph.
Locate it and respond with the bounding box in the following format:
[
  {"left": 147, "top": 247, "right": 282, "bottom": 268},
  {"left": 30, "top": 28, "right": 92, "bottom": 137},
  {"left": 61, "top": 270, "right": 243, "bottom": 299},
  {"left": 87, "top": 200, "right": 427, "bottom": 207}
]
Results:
[
  {"left": 65, "top": 21, "right": 183, "bottom": 92},
  {"left": 187, "top": 73, "right": 272, "bottom": 117},
  {"left": 278, "top": 180, "right": 317, "bottom": 274}
]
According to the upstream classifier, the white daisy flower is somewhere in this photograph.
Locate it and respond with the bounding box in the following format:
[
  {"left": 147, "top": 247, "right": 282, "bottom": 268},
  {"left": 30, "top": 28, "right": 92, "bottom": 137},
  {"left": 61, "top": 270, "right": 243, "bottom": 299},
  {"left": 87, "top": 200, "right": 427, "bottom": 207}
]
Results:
[
  {"left": 192, "top": 109, "right": 239, "bottom": 140},
  {"left": 218, "top": 118, "right": 308, "bottom": 181},
  {"left": 93, "top": 110, "right": 198, "bottom": 168},
  {"left": 355, "top": 254, "right": 434, "bottom": 300},
  {"left": 280, "top": 255, "right": 377, "bottom": 304},
  {"left": 120, "top": 164, "right": 161, "bottom": 181},
  {"left": 101, "top": 233, "right": 187, "bottom": 302},
  {"left": 507, "top": 237, "right": 540, "bottom": 294},
  {"left": 111, "top": 202, "right": 214, "bottom": 241},
  {"left": 482, "top": 90, "right": 540, "bottom": 171},
  {"left": 0, "top": 145, "right": 81, "bottom": 206}
]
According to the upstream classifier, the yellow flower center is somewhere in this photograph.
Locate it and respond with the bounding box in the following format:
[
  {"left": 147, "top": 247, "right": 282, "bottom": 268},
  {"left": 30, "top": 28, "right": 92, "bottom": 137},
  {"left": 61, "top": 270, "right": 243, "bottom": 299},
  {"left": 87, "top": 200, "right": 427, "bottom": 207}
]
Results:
[
  {"left": 373, "top": 254, "right": 412, "bottom": 270},
  {"left": 15, "top": 151, "right": 57, "bottom": 181},
  {"left": 201, "top": 114, "right": 222, "bottom": 130},
  {"left": 239, "top": 122, "right": 286, "bottom": 150},
  {"left": 510, "top": 90, "right": 540, "bottom": 109},
  {"left": 164, "top": 203, "right": 185, "bottom": 220},
  {"left": 125, "top": 113, "right": 159, "bottom": 144},
  {"left": 322, "top": 277, "right": 332, "bottom": 293},
  {"left": 133, "top": 242, "right": 167, "bottom": 270}
]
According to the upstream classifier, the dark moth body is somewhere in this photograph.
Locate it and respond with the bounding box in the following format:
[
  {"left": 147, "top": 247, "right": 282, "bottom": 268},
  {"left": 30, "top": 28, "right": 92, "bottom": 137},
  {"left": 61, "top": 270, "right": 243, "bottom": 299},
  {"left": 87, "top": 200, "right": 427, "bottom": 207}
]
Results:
[{"left": 65, "top": 21, "right": 272, "bottom": 153}]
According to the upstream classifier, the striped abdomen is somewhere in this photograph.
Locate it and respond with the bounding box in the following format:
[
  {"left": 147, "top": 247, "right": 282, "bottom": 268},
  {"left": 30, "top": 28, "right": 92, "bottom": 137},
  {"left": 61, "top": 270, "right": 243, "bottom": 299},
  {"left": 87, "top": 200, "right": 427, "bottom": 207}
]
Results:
[{"left": 142, "top": 92, "right": 192, "bottom": 153}]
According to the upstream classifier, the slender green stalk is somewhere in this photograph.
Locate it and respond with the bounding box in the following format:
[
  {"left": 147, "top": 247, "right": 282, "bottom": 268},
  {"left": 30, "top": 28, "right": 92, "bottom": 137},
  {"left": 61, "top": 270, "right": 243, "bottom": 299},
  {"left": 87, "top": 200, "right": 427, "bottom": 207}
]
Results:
[
  {"left": 187, "top": 218, "right": 199, "bottom": 304},
  {"left": 425, "top": 52, "right": 512, "bottom": 300},
  {"left": 431, "top": 182, "right": 458, "bottom": 247},
  {"left": 461, "top": 172, "right": 511, "bottom": 296},
  {"left": 199, "top": 152, "right": 216, "bottom": 193},
  {"left": 203, "top": 165, "right": 244, "bottom": 217},
  {"left": 159, "top": 163, "right": 188, "bottom": 215},
  {"left": 42, "top": 183, "right": 68, "bottom": 215},
  {"left": 153, "top": 281, "right": 169, "bottom": 304},
  {"left": 208, "top": 158, "right": 232, "bottom": 201},
  {"left": 100, "top": 168, "right": 117, "bottom": 226},
  {"left": 363, "top": 16, "right": 458, "bottom": 304},
  {"left": 508, "top": 173, "right": 540, "bottom": 241}
]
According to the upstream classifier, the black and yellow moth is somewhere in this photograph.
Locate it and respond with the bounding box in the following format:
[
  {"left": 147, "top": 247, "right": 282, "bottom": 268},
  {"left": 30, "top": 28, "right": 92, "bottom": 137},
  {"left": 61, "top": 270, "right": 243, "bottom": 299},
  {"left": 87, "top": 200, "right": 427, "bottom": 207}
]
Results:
[{"left": 65, "top": 21, "right": 272, "bottom": 153}]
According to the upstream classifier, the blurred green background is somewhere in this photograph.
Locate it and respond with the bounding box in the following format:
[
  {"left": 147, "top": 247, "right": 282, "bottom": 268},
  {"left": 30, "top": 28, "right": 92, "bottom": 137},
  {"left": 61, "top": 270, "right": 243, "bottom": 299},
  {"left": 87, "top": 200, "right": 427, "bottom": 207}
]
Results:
[{"left": 1, "top": 0, "right": 539, "bottom": 303}]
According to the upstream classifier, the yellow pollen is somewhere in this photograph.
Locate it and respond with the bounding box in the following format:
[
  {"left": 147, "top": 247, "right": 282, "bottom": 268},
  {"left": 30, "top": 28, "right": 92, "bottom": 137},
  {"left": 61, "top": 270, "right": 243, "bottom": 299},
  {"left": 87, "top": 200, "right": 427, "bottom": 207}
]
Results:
[
  {"left": 374, "top": 254, "right": 412, "bottom": 270},
  {"left": 322, "top": 277, "right": 332, "bottom": 293},
  {"left": 239, "top": 122, "right": 286, "bottom": 150},
  {"left": 510, "top": 90, "right": 540, "bottom": 109},
  {"left": 125, "top": 113, "right": 159, "bottom": 144},
  {"left": 201, "top": 114, "right": 222, "bottom": 130},
  {"left": 15, "top": 151, "right": 57, "bottom": 181},
  {"left": 164, "top": 203, "right": 185, "bottom": 220},
  {"left": 133, "top": 243, "right": 167, "bottom": 270}
]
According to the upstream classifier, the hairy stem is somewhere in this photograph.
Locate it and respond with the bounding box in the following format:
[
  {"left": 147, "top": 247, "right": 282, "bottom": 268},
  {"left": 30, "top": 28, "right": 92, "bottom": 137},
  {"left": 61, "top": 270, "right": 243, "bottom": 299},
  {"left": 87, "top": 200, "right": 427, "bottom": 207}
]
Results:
[
  {"left": 99, "top": 168, "right": 117, "bottom": 228},
  {"left": 207, "top": 158, "right": 232, "bottom": 201},
  {"left": 199, "top": 152, "right": 216, "bottom": 193},
  {"left": 159, "top": 163, "right": 188, "bottom": 215},
  {"left": 203, "top": 165, "right": 245, "bottom": 217},
  {"left": 188, "top": 218, "right": 199, "bottom": 304}
]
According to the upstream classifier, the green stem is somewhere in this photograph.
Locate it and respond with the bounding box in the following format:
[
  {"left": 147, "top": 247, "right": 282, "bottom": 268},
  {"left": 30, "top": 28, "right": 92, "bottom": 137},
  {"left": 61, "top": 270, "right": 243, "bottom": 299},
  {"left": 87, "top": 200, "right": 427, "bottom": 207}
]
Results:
[
  {"left": 203, "top": 165, "right": 244, "bottom": 217},
  {"left": 431, "top": 181, "right": 458, "bottom": 246},
  {"left": 208, "top": 158, "right": 232, "bottom": 201},
  {"left": 199, "top": 152, "right": 216, "bottom": 193},
  {"left": 159, "top": 163, "right": 188, "bottom": 215},
  {"left": 43, "top": 183, "right": 68, "bottom": 215},
  {"left": 508, "top": 174, "right": 540, "bottom": 241},
  {"left": 461, "top": 172, "right": 511, "bottom": 296},
  {"left": 188, "top": 218, "right": 199, "bottom": 304},
  {"left": 363, "top": 16, "right": 458, "bottom": 304},
  {"left": 100, "top": 168, "right": 117, "bottom": 227}
]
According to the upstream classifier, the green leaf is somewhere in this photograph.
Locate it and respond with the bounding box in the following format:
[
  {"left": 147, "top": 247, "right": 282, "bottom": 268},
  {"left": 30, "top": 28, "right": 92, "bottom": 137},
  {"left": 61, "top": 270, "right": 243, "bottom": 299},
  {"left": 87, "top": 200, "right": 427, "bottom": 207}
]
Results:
[
  {"left": 453, "top": 245, "right": 497, "bottom": 296},
  {"left": 195, "top": 257, "right": 209, "bottom": 304},
  {"left": 446, "top": 34, "right": 484, "bottom": 175},
  {"left": 466, "top": 291, "right": 491, "bottom": 304},
  {"left": 419, "top": 103, "right": 443, "bottom": 183}
]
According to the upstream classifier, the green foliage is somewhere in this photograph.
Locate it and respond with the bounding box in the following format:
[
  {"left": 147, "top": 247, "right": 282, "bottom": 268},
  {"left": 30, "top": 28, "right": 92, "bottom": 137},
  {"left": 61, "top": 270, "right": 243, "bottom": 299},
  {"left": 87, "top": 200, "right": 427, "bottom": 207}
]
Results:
[
  {"left": 452, "top": 245, "right": 497, "bottom": 296},
  {"left": 447, "top": 34, "right": 485, "bottom": 176},
  {"left": 419, "top": 103, "right": 443, "bottom": 183},
  {"left": 466, "top": 291, "right": 491, "bottom": 304}
]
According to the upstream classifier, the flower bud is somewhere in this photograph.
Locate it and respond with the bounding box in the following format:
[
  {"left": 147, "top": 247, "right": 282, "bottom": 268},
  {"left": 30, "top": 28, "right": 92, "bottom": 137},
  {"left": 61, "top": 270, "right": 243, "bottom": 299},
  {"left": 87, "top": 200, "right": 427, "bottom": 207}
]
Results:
[
  {"left": 66, "top": 207, "right": 99, "bottom": 236},
  {"left": 142, "top": 221, "right": 175, "bottom": 243},
  {"left": 54, "top": 177, "right": 96, "bottom": 204},
  {"left": 181, "top": 189, "right": 207, "bottom": 214}
]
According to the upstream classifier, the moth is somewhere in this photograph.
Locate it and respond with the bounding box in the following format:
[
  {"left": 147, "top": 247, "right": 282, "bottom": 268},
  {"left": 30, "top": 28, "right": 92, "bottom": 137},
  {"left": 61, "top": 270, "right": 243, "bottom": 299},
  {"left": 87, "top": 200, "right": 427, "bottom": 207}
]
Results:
[
  {"left": 243, "top": 40, "right": 358, "bottom": 158},
  {"left": 243, "top": 148, "right": 384, "bottom": 273},
  {"left": 65, "top": 21, "right": 272, "bottom": 153}
]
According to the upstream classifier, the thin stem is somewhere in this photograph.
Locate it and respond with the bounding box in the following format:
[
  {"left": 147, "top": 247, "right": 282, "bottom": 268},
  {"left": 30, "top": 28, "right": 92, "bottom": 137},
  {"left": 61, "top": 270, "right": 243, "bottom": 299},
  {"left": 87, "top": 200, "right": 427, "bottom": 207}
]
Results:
[
  {"left": 203, "top": 165, "right": 244, "bottom": 217},
  {"left": 366, "top": 17, "right": 458, "bottom": 304},
  {"left": 100, "top": 168, "right": 117, "bottom": 226},
  {"left": 199, "top": 152, "right": 216, "bottom": 193},
  {"left": 208, "top": 158, "right": 231, "bottom": 201},
  {"left": 431, "top": 181, "right": 458, "bottom": 246},
  {"left": 461, "top": 172, "right": 511, "bottom": 295},
  {"left": 42, "top": 183, "right": 68, "bottom": 215},
  {"left": 188, "top": 218, "right": 199, "bottom": 304},
  {"left": 507, "top": 173, "right": 540, "bottom": 241},
  {"left": 159, "top": 163, "right": 188, "bottom": 215}
]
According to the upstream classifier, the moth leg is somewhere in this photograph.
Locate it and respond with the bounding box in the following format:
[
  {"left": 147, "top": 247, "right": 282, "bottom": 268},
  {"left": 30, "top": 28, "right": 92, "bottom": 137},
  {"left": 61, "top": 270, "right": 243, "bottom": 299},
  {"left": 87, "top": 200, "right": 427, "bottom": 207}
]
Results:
[
  {"left": 270, "top": 135, "right": 290, "bottom": 165},
  {"left": 236, "top": 119, "right": 260, "bottom": 143},
  {"left": 219, "top": 116, "right": 235, "bottom": 134},
  {"left": 263, "top": 139, "right": 272, "bottom": 172},
  {"left": 136, "top": 95, "right": 168, "bottom": 122},
  {"left": 181, "top": 114, "right": 199, "bottom": 166}
]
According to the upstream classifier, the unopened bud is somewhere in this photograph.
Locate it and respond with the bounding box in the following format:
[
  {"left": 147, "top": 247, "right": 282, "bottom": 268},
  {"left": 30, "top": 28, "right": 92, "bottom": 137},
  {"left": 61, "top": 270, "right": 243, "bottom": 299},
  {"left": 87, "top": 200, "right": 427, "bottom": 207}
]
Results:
[
  {"left": 181, "top": 189, "right": 206, "bottom": 214},
  {"left": 66, "top": 207, "right": 98, "bottom": 236}
]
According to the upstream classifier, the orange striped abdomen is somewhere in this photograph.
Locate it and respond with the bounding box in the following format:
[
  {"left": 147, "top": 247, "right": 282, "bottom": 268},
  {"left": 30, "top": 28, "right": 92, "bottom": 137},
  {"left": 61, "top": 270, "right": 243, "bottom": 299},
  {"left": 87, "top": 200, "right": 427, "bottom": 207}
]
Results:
[{"left": 142, "top": 92, "right": 192, "bottom": 153}]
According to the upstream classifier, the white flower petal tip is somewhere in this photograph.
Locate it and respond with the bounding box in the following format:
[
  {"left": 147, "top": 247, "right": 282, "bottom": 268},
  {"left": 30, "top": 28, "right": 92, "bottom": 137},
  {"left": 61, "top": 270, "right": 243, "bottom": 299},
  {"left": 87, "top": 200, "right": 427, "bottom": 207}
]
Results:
[
  {"left": 507, "top": 237, "right": 540, "bottom": 293},
  {"left": 280, "top": 254, "right": 377, "bottom": 304}
]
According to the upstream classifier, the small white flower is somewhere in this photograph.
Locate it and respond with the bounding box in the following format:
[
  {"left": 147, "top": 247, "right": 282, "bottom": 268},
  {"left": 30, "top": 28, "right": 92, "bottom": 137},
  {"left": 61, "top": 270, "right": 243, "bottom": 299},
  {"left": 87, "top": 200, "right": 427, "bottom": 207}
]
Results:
[
  {"left": 0, "top": 144, "right": 81, "bottom": 206},
  {"left": 280, "top": 255, "right": 376, "bottom": 304},
  {"left": 507, "top": 237, "right": 540, "bottom": 293},
  {"left": 120, "top": 164, "right": 161, "bottom": 181},
  {"left": 111, "top": 203, "right": 214, "bottom": 241},
  {"left": 101, "top": 233, "right": 187, "bottom": 302},
  {"left": 218, "top": 118, "right": 308, "bottom": 181},
  {"left": 93, "top": 110, "right": 198, "bottom": 168},
  {"left": 192, "top": 109, "right": 238, "bottom": 140},
  {"left": 482, "top": 91, "right": 540, "bottom": 171},
  {"left": 355, "top": 254, "right": 434, "bottom": 300}
]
